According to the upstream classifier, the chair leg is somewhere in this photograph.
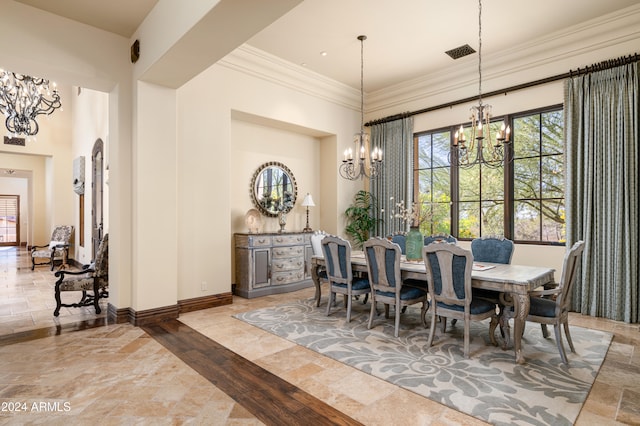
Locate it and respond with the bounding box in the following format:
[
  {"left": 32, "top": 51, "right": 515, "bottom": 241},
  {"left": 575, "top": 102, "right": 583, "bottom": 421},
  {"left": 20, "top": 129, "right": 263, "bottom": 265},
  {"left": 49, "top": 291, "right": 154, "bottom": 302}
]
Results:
[
  {"left": 441, "top": 316, "right": 447, "bottom": 333},
  {"left": 367, "top": 295, "right": 376, "bottom": 330},
  {"left": 488, "top": 314, "right": 499, "bottom": 346},
  {"left": 541, "top": 323, "right": 550, "bottom": 338},
  {"left": 394, "top": 304, "right": 401, "bottom": 337},
  {"left": 420, "top": 301, "right": 428, "bottom": 328},
  {"left": 563, "top": 321, "right": 576, "bottom": 353},
  {"left": 325, "top": 292, "right": 334, "bottom": 316},
  {"left": 426, "top": 308, "right": 438, "bottom": 348},
  {"left": 346, "top": 294, "right": 353, "bottom": 323},
  {"left": 53, "top": 286, "right": 62, "bottom": 317},
  {"left": 464, "top": 319, "right": 470, "bottom": 358},
  {"left": 554, "top": 323, "right": 569, "bottom": 364},
  {"left": 93, "top": 283, "right": 101, "bottom": 314}
]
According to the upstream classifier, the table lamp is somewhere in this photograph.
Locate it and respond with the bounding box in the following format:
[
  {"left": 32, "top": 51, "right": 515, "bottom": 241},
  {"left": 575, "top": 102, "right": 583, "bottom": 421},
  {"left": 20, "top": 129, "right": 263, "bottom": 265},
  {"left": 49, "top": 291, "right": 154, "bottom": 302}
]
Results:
[{"left": 301, "top": 193, "right": 315, "bottom": 232}]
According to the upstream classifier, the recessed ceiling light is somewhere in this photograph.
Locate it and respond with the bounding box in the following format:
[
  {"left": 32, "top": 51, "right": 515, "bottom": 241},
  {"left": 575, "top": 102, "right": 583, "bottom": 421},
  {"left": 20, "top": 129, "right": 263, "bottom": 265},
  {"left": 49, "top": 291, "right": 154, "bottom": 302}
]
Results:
[{"left": 320, "top": 51, "right": 328, "bottom": 57}]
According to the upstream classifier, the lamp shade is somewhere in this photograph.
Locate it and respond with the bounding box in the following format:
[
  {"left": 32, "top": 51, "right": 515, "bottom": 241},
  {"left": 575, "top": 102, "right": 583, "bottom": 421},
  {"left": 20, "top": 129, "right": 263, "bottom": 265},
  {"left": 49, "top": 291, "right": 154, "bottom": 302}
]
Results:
[{"left": 302, "top": 193, "right": 315, "bottom": 207}]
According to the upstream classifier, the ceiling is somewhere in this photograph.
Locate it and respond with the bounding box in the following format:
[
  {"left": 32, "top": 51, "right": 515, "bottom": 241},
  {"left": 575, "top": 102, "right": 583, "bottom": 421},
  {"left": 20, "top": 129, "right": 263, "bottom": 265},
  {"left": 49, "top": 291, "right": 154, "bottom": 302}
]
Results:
[{"left": 12, "top": 0, "right": 640, "bottom": 92}]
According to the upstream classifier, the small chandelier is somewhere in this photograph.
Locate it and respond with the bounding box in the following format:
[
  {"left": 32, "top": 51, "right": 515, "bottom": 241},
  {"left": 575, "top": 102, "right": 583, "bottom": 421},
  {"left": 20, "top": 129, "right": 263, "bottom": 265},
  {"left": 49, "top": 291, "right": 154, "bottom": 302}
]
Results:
[
  {"left": 340, "top": 35, "right": 383, "bottom": 180},
  {"left": 0, "top": 69, "right": 62, "bottom": 136},
  {"left": 452, "top": 0, "right": 510, "bottom": 169}
]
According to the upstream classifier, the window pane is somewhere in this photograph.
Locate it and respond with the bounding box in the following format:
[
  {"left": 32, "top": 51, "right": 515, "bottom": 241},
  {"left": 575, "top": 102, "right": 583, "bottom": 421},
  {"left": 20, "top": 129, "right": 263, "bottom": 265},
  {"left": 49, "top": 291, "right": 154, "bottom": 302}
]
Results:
[
  {"left": 417, "top": 134, "right": 432, "bottom": 169},
  {"left": 513, "top": 115, "right": 540, "bottom": 158},
  {"left": 431, "top": 201, "right": 451, "bottom": 235},
  {"left": 432, "top": 167, "right": 450, "bottom": 201},
  {"left": 541, "top": 155, "right": 564, "bottom": 198},
  {"left": 418, "top": 169, "right": 431, "bottom": 195},
  {"left": 481, "top": 200, "right": 504, "bottom": 236},
  {"left": 514, "top": 200, "right": 540, "bottom": 240},
  {"left": 541, "top": 110, "right": 563, "bottom": 155},
  {"left": 481, "top": 166, "right": 504, "bottom": 200},
  {"left": 542, "top": 200, "right": 565, "bottom": 242},
  {"left": 459, "top": 202, "right": 479, "bottom": 238},
  {"left": 459, "top": 166, "right": 479, "bottom": 201},
  {"left": 432, "top": 132, "right": 451, "bottom": 167},
  {"left": 514, "top": 157, "right": 540, "bottom": 199}
]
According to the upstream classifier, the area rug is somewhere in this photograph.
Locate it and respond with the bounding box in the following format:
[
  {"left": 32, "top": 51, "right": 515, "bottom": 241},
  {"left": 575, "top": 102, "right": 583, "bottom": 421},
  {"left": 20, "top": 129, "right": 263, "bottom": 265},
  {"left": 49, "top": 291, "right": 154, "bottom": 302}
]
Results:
[{"left": 234, "top": 298, "right": 612, "bottom": 426}]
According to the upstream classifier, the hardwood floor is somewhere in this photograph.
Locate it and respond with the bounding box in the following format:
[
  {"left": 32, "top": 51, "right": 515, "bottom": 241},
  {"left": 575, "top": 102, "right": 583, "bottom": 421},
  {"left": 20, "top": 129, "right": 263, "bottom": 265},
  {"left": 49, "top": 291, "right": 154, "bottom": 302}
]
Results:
[{"left": 143, "top": 319, "right": 362, "bottom": 426}]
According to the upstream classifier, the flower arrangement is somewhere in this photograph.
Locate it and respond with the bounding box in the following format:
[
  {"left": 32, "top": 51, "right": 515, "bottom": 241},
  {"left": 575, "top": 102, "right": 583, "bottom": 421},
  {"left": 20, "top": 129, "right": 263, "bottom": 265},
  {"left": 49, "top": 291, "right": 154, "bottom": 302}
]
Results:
[
  {"left": 260, "top": 190, "right": 294, "bottom": 214},
  {"left": 383, "top": 197, "right": 432, "bottom": 229}
]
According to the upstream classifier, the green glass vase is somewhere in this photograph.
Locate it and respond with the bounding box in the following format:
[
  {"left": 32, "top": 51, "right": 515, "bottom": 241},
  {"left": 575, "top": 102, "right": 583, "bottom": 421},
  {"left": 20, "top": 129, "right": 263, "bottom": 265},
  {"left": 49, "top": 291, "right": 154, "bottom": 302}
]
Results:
[{"left": 405, "top": 226, "right": 424, "bottom": 261}]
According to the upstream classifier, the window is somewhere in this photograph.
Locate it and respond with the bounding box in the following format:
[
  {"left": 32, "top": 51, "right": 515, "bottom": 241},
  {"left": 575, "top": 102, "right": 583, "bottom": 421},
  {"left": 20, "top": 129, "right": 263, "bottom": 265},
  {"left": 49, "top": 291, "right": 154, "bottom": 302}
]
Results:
[{"left": 414, "top": 105, "right": 564, "bottom": 244}]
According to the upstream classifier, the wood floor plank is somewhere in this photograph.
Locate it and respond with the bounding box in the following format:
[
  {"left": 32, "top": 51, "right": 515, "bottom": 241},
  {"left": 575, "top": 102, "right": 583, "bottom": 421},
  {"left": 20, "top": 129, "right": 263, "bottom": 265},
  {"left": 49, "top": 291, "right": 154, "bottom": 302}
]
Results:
[{"left": 143, "top": 319, "right": 362, "bottom": 426}]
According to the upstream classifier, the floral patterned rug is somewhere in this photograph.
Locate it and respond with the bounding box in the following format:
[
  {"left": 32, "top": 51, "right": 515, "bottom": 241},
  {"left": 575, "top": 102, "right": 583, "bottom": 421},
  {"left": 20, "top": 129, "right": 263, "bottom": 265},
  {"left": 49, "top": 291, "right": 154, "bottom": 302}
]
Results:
[{"left": 234, "top": 298, "right": 612, "bottom": 426}]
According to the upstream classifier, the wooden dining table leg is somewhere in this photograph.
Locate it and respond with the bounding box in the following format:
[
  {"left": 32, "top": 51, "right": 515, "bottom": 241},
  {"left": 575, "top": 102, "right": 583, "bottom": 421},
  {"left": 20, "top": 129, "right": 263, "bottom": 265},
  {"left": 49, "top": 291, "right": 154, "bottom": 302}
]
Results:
[
  {"left": 513, "top": 293, "right": 531, "bottom": 364},
  {"left": 311, "top": 264, "right": 322, "bottom": 307}
]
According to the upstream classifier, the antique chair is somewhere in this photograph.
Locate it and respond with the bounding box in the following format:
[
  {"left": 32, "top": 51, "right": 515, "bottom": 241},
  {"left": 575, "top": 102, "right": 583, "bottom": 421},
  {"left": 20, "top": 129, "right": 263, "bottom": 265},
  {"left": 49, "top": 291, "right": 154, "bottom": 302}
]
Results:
[
  {"left": 310, "top": 231, "right": 329, "bottom": 306},
  {"left": 424, "top": 233, "right": 458, "bottom": 246},
  {"left": 404, "top": 233, "right": 458, "bottom": 292},
  {"left": 503, "top": 241, "right": 585, "bottom": 364},
  {"left": 423, "top": 243, "right": 498, "bottom": 358},
  {"left": 53, "top": 233, "right": 109, "bottom": 316},
  {"left": 390, "top": 232, "right": 407, "bottom": 255},
  {"left": 31, "top": 225, "right": 74, "bottom": 270},
  {"left": 322, "top": 235, "right": 370, "bottom": 322},
  {"left": 469, "top": 235, "right": 515, "bottom": 330},
  {"left": 364, "top": 237, "right": 427, "bottom": 337}
]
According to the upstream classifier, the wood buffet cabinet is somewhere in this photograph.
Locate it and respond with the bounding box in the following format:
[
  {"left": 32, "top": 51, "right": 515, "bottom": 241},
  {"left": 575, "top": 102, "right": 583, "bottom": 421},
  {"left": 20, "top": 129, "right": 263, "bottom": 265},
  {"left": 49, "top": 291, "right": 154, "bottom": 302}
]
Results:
[{"left": 234, "top": 232, "right": 314, "bottom": 298}]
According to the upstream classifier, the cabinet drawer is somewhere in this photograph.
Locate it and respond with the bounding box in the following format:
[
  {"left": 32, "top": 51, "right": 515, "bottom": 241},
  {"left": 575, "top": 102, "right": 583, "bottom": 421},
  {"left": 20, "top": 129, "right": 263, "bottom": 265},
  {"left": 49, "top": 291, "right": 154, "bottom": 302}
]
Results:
[
  {"left": 272, "top": 257, "right": 304, "bottom": 272},
  {"left": 272, "top": 270, "right": 305, "bottom": 285},
  {"left": 272, "top": 235, "right": 305, "bottom": 246},
  {"left": 249, "top": 236, "right": 272, "bottom": 247},
  {"left": 272, "top": 246, "right": 304, "bottom": 258}
]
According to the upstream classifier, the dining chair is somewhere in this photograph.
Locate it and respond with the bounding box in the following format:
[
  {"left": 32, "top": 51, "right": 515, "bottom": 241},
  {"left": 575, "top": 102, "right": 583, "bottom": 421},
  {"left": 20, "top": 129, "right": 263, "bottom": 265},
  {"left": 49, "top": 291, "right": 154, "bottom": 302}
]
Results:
[
  {"left": 469, "top": 235, "right": 515, "bottom": 331},
  {"left": 390, "top": 232, "right": 407, "bottom": 255},
  {"left": 310, "top": 230, "right": 329, "bottom": 306},
  {"left": 322, "top": 235, "right": 370, "bottom": 322},
  {"left": 503, "top": 240, "right": 585, "bottom": 364},
  {"left": 364, "top": 237, "right": 428, "bottom": 337},
  {"left": 423, "top": 243, "right": 498, "bottom": 358},
  {"left": 424, "top": 233, "right": 458, "bottom": 246},
  {"left": 404, "top": 233, "right": 458, "bottom": 292}
]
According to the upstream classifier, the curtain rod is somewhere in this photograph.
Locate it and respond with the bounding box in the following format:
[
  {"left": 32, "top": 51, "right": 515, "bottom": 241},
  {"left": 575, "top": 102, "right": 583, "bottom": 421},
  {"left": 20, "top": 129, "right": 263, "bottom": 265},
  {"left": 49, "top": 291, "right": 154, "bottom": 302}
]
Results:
[{"left": 366, "top": 53, "right": 639, "bottom": 127}]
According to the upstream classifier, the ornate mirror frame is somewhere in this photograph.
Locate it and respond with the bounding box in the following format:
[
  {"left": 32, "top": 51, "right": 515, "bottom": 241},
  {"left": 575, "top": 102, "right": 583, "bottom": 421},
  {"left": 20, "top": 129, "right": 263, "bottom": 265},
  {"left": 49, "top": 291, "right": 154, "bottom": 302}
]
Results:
[{"left": 251, "top": 161, "right": 297, "bottom": 217}]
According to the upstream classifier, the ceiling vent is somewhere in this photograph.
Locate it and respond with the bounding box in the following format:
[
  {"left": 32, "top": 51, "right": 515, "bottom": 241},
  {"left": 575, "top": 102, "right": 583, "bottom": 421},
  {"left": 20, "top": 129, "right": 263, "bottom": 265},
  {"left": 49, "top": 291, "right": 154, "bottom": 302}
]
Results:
[{"left": 445, "top": 44, "right": 476, "bottom": 60}]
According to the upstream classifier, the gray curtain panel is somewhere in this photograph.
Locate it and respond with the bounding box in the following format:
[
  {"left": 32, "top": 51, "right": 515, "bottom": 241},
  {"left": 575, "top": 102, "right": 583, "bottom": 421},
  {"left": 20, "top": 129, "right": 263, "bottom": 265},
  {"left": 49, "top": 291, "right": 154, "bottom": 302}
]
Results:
[
  {"left": 370, "top": 116, "right": 414, "bottom": 238},
  {"left": 564, "top": 61, "right": 639, "bottom": 323}
]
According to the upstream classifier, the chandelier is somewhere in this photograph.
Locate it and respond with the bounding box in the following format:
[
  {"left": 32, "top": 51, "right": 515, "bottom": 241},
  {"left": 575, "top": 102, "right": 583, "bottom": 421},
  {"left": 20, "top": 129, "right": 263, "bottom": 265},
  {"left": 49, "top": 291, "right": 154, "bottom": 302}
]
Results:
[
  {"left": 452, "top": 0, "right": 510, "bottom": 169},
  {"left": 340, "top": 35, "right": 383, "bottom": 180},
  {"left": 0, "top": 69, "right": 62, "bottom": 136}
]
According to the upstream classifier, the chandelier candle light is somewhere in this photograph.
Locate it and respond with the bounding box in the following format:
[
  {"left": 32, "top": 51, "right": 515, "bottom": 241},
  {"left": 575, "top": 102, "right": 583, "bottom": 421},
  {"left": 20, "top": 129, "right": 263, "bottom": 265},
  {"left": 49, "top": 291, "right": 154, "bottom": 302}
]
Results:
[
  {"left": 340, "top": 35, "right": 383, "bottom": 180},
  {"left": 0, "top": 69, "right": 62, "bottom": 136},
  {"left": 452, "top": 0, "right": 510, "bottom": 169}
]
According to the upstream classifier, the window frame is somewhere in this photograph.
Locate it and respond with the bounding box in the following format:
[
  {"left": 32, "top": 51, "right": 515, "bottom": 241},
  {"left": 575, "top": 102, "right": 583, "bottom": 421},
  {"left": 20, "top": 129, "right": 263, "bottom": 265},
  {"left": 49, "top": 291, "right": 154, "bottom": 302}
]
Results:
[{"left": 413, "top": 104, "right": 565, "bottom": 246}]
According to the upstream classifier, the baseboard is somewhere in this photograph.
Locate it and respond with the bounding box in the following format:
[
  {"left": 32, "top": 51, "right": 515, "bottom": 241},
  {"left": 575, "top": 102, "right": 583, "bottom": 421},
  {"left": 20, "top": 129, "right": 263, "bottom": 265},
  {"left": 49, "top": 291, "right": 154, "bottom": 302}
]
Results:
[
  {"left": 107, "top": 292, "right": 233, "bottom": 326},
  {"left": 178, "top": 292, "right": 233, "bottom": 314}
]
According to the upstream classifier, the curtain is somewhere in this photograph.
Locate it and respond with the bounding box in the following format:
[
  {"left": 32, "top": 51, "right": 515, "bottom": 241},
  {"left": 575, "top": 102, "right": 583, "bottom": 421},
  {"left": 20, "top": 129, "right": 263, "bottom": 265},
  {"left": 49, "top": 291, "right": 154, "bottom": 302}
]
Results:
[
  {"left": 370, "top": 116, "right": 414, "bottom": 237},
  {"left": 564, "top": 62, "right": 639, "bottom": 323}
]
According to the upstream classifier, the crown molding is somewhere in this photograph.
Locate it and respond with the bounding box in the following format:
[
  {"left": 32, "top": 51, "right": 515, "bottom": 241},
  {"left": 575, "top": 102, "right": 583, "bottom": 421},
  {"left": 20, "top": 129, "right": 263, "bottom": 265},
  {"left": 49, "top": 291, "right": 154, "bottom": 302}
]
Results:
[
  {"left": 367, "top": 4, "right": 640, "bottom": 114},
  {"left": 219, "top": 44, "right": 360, "bottom": 111}
]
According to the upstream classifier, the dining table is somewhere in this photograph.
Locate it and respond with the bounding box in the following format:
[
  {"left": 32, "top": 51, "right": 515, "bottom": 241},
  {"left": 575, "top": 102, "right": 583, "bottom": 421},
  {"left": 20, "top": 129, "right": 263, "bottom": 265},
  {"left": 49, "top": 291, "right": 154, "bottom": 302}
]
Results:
[{"left": 311, "top": 252, "right": 556, "bottom": 364}]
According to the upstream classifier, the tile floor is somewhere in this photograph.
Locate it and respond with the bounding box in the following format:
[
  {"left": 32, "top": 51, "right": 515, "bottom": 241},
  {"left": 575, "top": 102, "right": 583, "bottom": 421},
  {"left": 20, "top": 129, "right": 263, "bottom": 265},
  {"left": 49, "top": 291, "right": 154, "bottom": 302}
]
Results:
[{"left": 0, "top": 246, "right": 638, "bottom": 424}]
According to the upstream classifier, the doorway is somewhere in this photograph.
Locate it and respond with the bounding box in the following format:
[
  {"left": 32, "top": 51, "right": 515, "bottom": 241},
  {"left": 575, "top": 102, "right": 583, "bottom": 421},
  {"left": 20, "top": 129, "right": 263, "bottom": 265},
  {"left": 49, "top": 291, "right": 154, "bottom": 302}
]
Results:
[
  {"left": 92, "top": 139, "right": 104, "bottom": 261},
  {"left": 0, "top": 195, "right": 19, "bottom": 246}
]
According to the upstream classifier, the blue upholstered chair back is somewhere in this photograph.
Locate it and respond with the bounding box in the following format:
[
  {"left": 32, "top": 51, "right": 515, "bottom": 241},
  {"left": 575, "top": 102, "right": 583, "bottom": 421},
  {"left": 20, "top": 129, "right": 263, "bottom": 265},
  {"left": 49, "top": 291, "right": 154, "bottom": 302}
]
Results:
[
  {"left": 471, "top": 236, "right": 514, "bottom": 264},
  {"left": 423, "top": 244, "right": 472, "bottom": 304},
  {"left": 364, "top": 237, "right": 401, "bottom": 290},
  {"left": 390, "top": 233, "right": 406, "bottom": 255},
  {"left": 321, "top": 235, "right": 352, "bottom": 285},
  {"left": 424, "top": 233, "right": 457, "bottom": 246}
]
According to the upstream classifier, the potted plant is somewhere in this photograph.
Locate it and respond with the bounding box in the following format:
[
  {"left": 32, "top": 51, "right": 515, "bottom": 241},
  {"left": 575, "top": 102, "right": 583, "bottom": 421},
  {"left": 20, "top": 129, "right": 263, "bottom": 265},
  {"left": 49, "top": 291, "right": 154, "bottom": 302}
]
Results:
[{"left": 344, "top": 190, "right": 378, "bottom": 249}]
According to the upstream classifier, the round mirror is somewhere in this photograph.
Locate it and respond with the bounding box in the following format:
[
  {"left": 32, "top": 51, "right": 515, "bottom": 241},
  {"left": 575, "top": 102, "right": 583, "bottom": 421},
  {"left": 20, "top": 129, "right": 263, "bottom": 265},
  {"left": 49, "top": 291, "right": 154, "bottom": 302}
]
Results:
[{"left": 251, "top": 161, "right": 297, "bottom": 217}]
